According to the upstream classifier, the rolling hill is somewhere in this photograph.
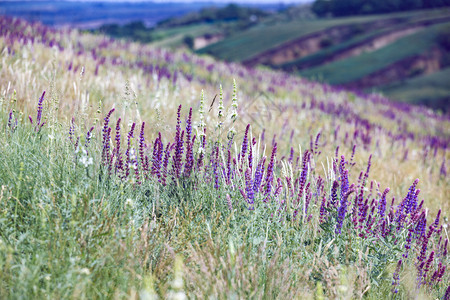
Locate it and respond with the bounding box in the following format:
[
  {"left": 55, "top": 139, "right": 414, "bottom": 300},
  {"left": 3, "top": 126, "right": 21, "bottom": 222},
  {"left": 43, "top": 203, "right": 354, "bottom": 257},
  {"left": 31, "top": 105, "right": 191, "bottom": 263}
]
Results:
[
  {"left": 196, "top": 8, "right": 450, "bottom": 111},
  {"left": 0, "top": 15, "right": 449, "bottom": 299}
]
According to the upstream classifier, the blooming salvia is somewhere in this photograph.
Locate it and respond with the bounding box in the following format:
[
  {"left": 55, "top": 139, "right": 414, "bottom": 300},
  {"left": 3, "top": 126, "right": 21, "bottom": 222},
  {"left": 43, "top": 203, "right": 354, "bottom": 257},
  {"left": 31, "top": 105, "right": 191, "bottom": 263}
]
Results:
[
  {"left": 35, "top": 91, "right": 46, "bottom": 132},
  {"left": 391, "top": 259, "right": 402, "bottom": 293},
  {"left": 183, "top": 108, "right": 194, "bottom": 177},
  {"left": 245, "top": 168, "right": 254, "bottom": 209},
  {"left": 172, "top": 105, "right": 184, "bottom": 179}
]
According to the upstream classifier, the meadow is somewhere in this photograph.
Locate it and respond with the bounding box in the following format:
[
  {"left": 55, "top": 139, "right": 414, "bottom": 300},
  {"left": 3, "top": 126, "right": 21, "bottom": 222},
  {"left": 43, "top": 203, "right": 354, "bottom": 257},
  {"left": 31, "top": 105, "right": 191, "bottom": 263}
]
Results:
[{"left": 0, "top": 16, "right": 449, "bottom": 299}]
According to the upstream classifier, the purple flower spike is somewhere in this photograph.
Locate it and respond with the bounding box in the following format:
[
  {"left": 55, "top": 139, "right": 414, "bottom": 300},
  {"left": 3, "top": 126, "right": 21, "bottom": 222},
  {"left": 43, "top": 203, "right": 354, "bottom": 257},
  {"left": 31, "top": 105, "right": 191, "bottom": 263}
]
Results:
[
  {"left": 241, "top": 124, "right": 250, "bottom": 163},
  {"left": 314, "top": 131, "right": 321, "bottom": 156},
  {"left": 245, "top": 168, "right": 254, "bottom": 208},
  {"left": 69, "top": 117, "right": 75, "bottom": 143},
  {"left": 161, "top": 142, "right": 171, "bottom": 186},
  {"left": 336, "top": 185, "right": 355, "bottom": 234},
  {"left": 423, "top": 251, "right": 434, "bottom": 280},
  {"left": 330, "top": 181, "right": 339, "bottom": 208},
  {"left": 253, "top": 157, "right": 265, "bottom": 194},
  {"left": 183, "top": 108, "right": 194, "bottom": 178},
  {"left": 102, "top": 108, "right": 115, "bottom": 163},
  {"left": 172, "top": 105, "right": 184, "bottom": 179},
  {"left": 391, "top": 259, "right": 402, "bottom": 293},
  {"left": 36, "top": 91, "right": 45, "bottom": 131},
  {"left": 434, "top": 209, "right": 441, "bottom": 227},
  {"left": 444, "top": 286, "right": 450, "bottom": 300},
  {"left": 139, "top": 122, "right": 147, "bottom": 176},
  {"left": 378, "top": 188, "right": 390, "bottom": 218},
  {"left": 264, "top": 143, "right": 277, "bottom": 201},
  {"left": 319, "top": 195, "right": 327, "bottom": 224},
  {"left": 296, "top": 150, "right": 310, "bottom": 204},
  {"left": 114, "top": 118, "right": 123, "bottom": 174},
  {"left": 85, "top": 126, "right": 94, "bottom": 152}
]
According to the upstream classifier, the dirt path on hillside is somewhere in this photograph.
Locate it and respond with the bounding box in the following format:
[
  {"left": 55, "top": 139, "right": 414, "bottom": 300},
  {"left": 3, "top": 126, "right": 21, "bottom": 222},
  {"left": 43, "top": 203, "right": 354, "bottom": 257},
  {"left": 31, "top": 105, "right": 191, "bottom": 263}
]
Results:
[
  {"left": 243, "top": 16, "right": 450, "bottom": 69},
  {"left": 343, "top": 47, "right": 444, "bottom": 89}
]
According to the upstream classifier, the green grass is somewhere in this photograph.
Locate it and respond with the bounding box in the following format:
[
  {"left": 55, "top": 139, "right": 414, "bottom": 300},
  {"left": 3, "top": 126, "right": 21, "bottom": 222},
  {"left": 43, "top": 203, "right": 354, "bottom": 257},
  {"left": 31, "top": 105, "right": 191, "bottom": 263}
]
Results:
[
  {"left": 279, "top": 14, "right": 450, "bottom": 70},
  {"left": 150, "top": 23, "right": 219, "bottom": 48},
  {"left": 299, "top": 22, "right": 450, "bottom": 84},
  {"left": 1, "top": 99, "right": 447, "bottom": 299},
  {"left": 196, "top": 9, "right": 450, "bottom": 62},
  {"left": 379, "top": 67, "right": 450, "bottom": 111}
]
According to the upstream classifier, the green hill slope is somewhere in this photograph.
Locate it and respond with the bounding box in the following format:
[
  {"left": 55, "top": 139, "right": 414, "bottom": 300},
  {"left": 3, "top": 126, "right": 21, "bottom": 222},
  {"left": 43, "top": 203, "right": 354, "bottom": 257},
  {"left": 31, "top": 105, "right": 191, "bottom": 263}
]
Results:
[{"left": 193, "top": 8, "right": 450, "bottom": 111}]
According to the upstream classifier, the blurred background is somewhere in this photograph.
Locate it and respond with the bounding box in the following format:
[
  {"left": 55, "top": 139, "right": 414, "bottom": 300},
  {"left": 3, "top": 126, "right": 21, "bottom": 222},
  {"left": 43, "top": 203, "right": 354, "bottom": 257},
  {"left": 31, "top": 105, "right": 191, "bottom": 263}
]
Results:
[{"left": 1, "top": 0, "right": 449, "bottom": 112}]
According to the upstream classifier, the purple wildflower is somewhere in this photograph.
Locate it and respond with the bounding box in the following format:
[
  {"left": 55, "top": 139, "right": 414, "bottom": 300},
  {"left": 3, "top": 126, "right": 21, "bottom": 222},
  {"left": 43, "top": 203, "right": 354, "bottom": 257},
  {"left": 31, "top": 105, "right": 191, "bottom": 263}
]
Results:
[
  {"left": 213, "top": 145, "right": 220, "bottom": 189},
  {"left": 264, "top": 143, "right": 277, "bottom": 200},
  {"left": 84, "top": 126, "right": 94, "bottom": 153},
  {"left": 336, "top": 185, "right": 355, "bottom": 234},
  {"left": 183, "top": 108, "right": 194, "bottom": 177},
  {"left": 296, "top": 150, "right": 310, "bottom": 204},
  {"left": 350, "top": 144, "right": 356, "bottom": 166},
  {"left": 434, "top": 209, "right": 441, "bottom": 227},
  {"left": 245, "top": 168, "right": 254, "bottom": 209},
  {"left": 403, "top": 230, "right": 412, "bottom": 258},
  {"left": 69, "top": 117, "right": 75, "bottom": 143},
  {"left": 330, "top": 181, "right": 339, "bottom": 208},
  {"left": 161, "top": 142, "right": 171, "bottom": 186},
  {"left": 391, "top": 259, "right": 402, "bottom": 293},
  {"left": 378, "top": 188, "right": 390, "bottom": 218},
  {"left": 139, "top": 122, "right": 147, "bottom": 175},
  {"left": 314, "top": 132, "right": 321, "bottom": 156},
  {"left": 423, "top": 251, "right": 435, "bottom": 282},
  {"left": 35, "top": 91, "right": 45, "bottom": 131},
  {"left": 253, "top": 157, "right": 265, "bottom": 194},
  {"left": 444, "top": 285, "right": 450, "bottom": 300},
  {"left": 319, "top": 195, "right": 327, "bottom": 223},
  {"left": 241, "top": 124, "right": 250, "bottom": 164},
  {"left": 102, "top": 108, "right": 115, "bottom": 164},
  {"left": 172, "top": 105, "right": 184, "bottom": 179}
]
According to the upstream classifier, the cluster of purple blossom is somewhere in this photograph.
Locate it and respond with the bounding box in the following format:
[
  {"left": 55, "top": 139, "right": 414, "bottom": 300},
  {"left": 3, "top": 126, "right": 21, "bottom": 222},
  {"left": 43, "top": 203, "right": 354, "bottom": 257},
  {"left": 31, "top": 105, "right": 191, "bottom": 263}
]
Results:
[
  {"left": 2, "top": 17, "right": 449, "bottom": 169},
  {"left": 2, "top": 15, "right": 449, "bottom": 296},
  {"left": 92, "top": 104, "right": 448, "bottom": 296}
]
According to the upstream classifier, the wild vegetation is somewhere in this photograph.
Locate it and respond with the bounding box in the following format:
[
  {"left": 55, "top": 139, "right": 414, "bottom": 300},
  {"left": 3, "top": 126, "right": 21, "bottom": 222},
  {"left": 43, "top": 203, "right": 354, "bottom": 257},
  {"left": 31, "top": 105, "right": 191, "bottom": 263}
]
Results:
[{"left": 0, "top": 16, "right": 449, "bottom": 299}]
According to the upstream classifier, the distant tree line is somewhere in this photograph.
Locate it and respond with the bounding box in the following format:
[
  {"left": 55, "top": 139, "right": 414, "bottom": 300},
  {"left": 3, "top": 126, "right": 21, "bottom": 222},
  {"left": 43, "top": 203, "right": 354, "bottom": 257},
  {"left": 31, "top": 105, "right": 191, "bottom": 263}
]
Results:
[
  {"left": 97, "top": 21, "right": 153, "bottom": 43},
  {"left": 312, "top": 0, "right": 450, "bottom": 17},
  {"left": 157, "top": 4, "right": 269, "bottom": 27}
]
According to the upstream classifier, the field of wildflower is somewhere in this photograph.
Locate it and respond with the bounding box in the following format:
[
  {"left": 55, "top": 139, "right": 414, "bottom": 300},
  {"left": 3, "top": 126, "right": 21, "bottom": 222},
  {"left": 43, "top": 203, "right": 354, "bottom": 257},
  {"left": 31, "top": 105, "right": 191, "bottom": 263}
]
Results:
[{"left": 0, "top": 16, "right": 449, "bottom": 299}]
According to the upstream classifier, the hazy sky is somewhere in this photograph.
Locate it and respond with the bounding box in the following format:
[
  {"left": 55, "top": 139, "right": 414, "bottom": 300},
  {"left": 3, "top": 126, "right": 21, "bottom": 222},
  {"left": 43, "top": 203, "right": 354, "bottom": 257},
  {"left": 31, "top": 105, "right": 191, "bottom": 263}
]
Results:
[{"left": 64, "top": 0, "right": 312, "bottom": 3}]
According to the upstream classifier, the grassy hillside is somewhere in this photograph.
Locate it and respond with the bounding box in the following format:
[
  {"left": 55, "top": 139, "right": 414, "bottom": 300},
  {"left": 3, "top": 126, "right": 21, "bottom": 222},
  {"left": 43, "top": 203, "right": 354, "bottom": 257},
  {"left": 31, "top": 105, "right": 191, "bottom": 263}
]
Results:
[
  {"left": 194, "top": 8, "right": 450, "bottom": 111},
  {"left": 380, "top": 67, "right": 450, "bottom": 110},
  {"left": 299, "top": 22, "right": 450, "bottom": 84},
  {"left": 197, "top": 9, "right": 450, "bottom": 62},
  {"left": 196, "top": 15, "right": 383, "bottom": 62},
  {"left": 0, "top": 16, "right": 449, "bottom": 299}
]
